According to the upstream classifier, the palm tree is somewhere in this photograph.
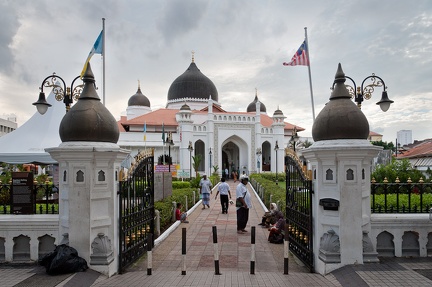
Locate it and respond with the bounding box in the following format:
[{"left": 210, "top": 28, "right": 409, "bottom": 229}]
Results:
[{"left": 192, "top": 154, "right": 202, "bottom": 177}]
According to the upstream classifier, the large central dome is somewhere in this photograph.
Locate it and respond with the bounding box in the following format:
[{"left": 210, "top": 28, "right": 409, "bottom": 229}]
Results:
[{"left": 167, "top": 61, "right": 218, "bottom": 102}]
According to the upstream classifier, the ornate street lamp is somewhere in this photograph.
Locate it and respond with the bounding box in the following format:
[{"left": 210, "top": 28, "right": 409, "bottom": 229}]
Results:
[
  {"left": 274, "top": 141, "right": 279, "bottom": 185},
  {"left": 256, "top": 147, "right": 262, "bottom": 173},
  {"left": 33, "top": 73, "right": 84, "bottom": 114},
  {"left": 333, "top": 73, "right": 394, "bottom": 112},
  {"left": 165, "top": 132, "right": 174, "bottom": 172},
  {"left": 289, "top": 127, "right": 300, "bottom": 152},
  {"left": 187, "top": 141, "right": 194, "bottom": 180}
]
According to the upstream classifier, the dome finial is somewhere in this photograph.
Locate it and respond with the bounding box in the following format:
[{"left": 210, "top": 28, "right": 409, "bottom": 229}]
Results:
[
  {"left": 138, "top": 79, "right": 141, "bottom": 89},
  {"left": 255, "top": 88, "right": 258, "bottom": 97},
  {"left": 191, "top": 51, "right": 195, "bottom": 63}
]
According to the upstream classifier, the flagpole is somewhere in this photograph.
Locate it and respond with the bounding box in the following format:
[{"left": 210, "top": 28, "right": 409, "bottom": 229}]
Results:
[
  {"left": 102, "top": 18, "right": 106, "bottom": 106},
  {"left": 304, "top": 27, "right": 316, "bottom": 121}
]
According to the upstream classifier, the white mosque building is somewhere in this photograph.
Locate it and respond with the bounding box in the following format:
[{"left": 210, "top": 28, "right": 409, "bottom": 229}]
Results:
[{"left": 117, "top": 56, "right": 303, "bottom": 178}]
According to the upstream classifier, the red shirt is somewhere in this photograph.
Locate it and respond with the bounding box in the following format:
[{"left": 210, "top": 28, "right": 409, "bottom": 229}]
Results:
[{"left": 175, "top": 208, "right": 181, "bottom": 220}]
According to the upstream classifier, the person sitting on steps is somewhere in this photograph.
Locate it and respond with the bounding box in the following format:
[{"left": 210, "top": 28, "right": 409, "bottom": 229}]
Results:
[
  {"left": 268, "top": 211, "right": 285, "bottom": 243},
  {"left": 258, "top": 203, "right": 278, "bottom": 227},
  {"left": 175, "top": 202, "right": 189, "bottom": 223}
]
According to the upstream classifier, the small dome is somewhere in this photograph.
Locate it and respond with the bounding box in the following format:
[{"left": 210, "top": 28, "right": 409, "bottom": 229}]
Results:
[
  {"left": 167, "top": 61, "right": 218, "bottom": 102},
  {"left": 246, "top": 94, "right": 267, "bottom": 113},
  {"left": 59, "top": 63, "right": 119, "bottom": 143},
  {"left": 273, "top": 108, "right": 284, "bottom": 117},
  {"left": 312, "top": 63, "right": 369, "bottom": 141},
  {"left": 180, "top": 103, "right": 191, "bottom": 111},
  {"left": 128, "top": 86, "right": 150, "bottom": 107}
]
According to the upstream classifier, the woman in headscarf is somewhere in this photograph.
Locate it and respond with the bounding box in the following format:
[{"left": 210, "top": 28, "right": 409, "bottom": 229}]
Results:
[
  {"left": 268, "top": 211, "right": 285, "bottom": 243},
  {"left": 258, "top": 203, "right": 278, "bottom": 227}
]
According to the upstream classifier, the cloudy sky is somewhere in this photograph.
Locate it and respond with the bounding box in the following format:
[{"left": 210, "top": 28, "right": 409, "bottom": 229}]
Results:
[{"left": 1, "top": 0, "right": 431, "bottom": 143}]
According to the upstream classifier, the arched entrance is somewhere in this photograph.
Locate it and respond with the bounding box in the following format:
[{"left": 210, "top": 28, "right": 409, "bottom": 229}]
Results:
[
  {"left": 221, "top": 135, "right": 249, "bottom": 178},
  {"left": 262, "top": 141, "right": 271, "bottom": 171}
]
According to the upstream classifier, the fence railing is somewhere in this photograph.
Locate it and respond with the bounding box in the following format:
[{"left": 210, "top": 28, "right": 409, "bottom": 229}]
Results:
[
  {"left": 371, "top": 180, "right": 432, "bottom": 213},
  {"left": 0, "top": 183, "right": 59, "bottom": 214}
]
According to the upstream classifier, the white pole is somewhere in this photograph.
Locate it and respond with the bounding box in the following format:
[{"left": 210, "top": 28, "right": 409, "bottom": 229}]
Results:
[
  {"left": 102, "top": 18, "right": 106, "bottom": 106},
  {"left": 304, "top": 27, "right": 315, "bottom": 121}
]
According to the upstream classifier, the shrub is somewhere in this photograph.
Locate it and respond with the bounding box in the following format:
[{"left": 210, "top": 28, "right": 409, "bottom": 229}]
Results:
[
  {"left": 155, "top": 188, "right": 199, "bottom": 233},
  {"left": 250, "top": 173, "right": 286, "bottom": 215},
  {"left": 172, "top": 181, "right": 190, "bottom": 189}
]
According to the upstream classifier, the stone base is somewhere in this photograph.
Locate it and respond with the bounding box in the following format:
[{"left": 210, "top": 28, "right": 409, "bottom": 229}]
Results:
[
  {"left": 363, "top": 251, "right": 380, "bottom": 263},
  {"left": 319, "top": 249, "right": 341, "bottom": 263}
]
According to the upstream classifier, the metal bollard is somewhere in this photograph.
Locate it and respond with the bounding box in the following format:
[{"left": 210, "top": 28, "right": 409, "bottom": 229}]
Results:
[
  {"left": 269, "top": 194, "right": 273, "bottom": 204},
  {"left": 284, "top": 224, "right": 289, "bottom": 274},
  {"left": 182, "top": 228, "right": 187, "bottom": 275},
  {"left": 250, "top": 226, "right": 256, "bottom": 274},
  {"left": 185, "top": 195, "right": 188, "bottom": 211},
  {"left": 192, "top": 190, "right": 196, "bottom": 203},
  {"left": 147, "top": 233, "right": 153, "bottom": 275},
  {"left": 212, "top": 226, "right": 221, "bottom": 275}
]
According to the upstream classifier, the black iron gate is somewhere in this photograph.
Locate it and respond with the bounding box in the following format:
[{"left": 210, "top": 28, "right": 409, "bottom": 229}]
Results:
[
  {"left": 285, "top": 150, "right": 314, "bottom": 272},
  {"left": 119, "top": 149, "right": 154, "bottom": 273}
]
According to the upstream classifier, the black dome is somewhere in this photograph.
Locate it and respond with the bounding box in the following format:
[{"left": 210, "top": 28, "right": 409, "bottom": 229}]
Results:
[
  {"left": 59, "top": 63, "right": 119, "bottom": 143},
  {"left": 167, "top": 62, "right": 218, "bottom": 102},
  {"left": 312, "top": 63, "right": 369, "bottom": 141},
  {"left": 247, "top": 95, "right": 267, "bottom": 113},
  {"left": 128, "top": 87, "right": 150, "bottom": 107}
]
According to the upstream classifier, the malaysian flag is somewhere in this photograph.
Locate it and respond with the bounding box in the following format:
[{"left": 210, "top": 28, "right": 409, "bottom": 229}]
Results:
[{"left": 283, "top": 40, "right": 309, "bottom": 66}]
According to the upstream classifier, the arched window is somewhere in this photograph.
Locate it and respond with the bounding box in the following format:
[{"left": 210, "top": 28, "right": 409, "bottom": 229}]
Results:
[
  {"left": 76, "top": 170, "right": 84, "bottom": 182},
  {"left": 346, "top": 169, "right": 354, "bottom": 180},
  {"left": 325, "top": 169, "right": 333, "bottom": 181}
]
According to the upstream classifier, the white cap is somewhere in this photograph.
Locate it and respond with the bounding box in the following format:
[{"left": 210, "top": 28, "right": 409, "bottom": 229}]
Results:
[{"left": 240, "top": 174, "right": 249, "bottom": 181}]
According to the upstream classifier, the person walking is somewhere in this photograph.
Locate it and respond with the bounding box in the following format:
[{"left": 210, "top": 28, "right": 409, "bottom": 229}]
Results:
[
  {"left": 199, "top": 173, "right": 213, "bottom": 209},
  {"left": 215, "top": 177, "right": 231, "bottom": 214},
  {"left": 236, "top": 174, "right": 252, "bottom": 234}
]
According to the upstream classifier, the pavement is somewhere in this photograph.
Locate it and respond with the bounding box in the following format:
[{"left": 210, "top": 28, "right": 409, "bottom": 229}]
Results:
[{"left": 2, "top": 179, "right": 432, "bottom": 286}]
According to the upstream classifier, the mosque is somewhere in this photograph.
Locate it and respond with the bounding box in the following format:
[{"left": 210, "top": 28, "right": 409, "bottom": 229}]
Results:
[{"left": 117, "top": 55, "right": 303, "bottom": 178}]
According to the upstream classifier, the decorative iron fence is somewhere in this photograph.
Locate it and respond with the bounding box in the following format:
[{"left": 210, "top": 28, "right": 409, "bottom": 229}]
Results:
[
  {"left": 371, "top": 178, "right": 432, "bottom": 213},
  {"left": 0, "top": 183, "right": 59, "bottom": 214},
  {"left": 285, "top": 150, "right": 314, "bottom": 272},
  {"left": 119, "top": 149, "right": 154, "bottom": 274}
]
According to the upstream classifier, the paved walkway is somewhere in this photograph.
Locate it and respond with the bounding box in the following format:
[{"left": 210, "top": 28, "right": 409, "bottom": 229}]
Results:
[{"left": 2, "top": 179, "right": 432, "bottom": 286}]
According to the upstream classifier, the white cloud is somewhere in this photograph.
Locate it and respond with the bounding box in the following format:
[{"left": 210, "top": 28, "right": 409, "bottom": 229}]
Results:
[{"left": 0, "top": 0, "right": 431, "bottom": 145}]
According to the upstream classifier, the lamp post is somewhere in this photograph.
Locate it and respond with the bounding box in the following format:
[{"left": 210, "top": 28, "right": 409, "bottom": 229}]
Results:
[
  {"left": 165, "top": 132, "right": 174, "bottom": 172},
  {"left": 33, "top": 73, "right": 84, "bottom": 114},
  {"left": 290, "top": 126, "right": 300, "bottom": 152},
  {"left": 209, "top": 148, "right": 212, "bottom": 175},
  {"left": 187, "top": 141, "right": 194, "bottom": 180},
  {"left": 274, "top": 141, "right": 279, "bottom": 185},
  {"left": 256, "top": 148, "right": 262, "bottom": 173},
  {"left": 333, "top": 73, "right": 394, "bottom": 112}
]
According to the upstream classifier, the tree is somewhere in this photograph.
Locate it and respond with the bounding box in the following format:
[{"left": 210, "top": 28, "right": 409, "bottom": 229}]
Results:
[
  {"left": 192, "top": 154, "right": 202, "bottom": 177},
  {"left": 372, "top": 158, "right": 425, "bottom": 183},
  {"left": 300, "top": 139, "right": 313, "bottom": 149},
  {"left": 371, "top": 140, "right": 395, "bottom": 152}
]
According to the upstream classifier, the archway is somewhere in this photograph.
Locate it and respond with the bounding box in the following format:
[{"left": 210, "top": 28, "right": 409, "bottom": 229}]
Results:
[
  {"left": 262, "top": 141, "right": 271, "bottom": 171},
  {"left": 194, "top": 140, "right": 205, "bottom": 173},
  {"left": 221, "top": 135, "right": 249, "bottom": 178}
]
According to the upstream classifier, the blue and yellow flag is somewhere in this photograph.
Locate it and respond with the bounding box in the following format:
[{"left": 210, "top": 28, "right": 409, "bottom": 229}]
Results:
[
  {"left": 81, "top": 31, "right": 103, "bottom": 77},
  {"left": 143, "top": 122, "right": 147, "bottom": 141}
]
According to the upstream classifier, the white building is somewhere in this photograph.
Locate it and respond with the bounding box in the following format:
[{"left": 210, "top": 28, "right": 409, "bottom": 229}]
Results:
[
  {"left": 0, "top": 115, "right": 17, "bottom": 137},
  {"left": 117, "top": 57, "right": 303, "bottom": 177},
  {"left": 397, "top": 130, "right": 412, "bottom": 146}
]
